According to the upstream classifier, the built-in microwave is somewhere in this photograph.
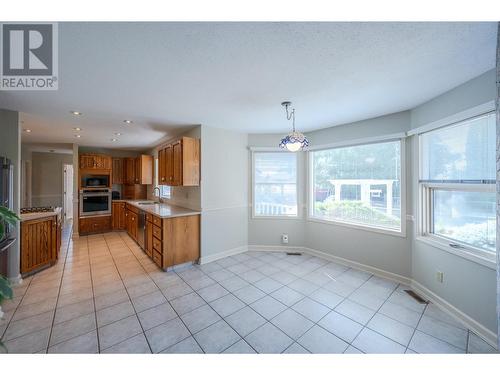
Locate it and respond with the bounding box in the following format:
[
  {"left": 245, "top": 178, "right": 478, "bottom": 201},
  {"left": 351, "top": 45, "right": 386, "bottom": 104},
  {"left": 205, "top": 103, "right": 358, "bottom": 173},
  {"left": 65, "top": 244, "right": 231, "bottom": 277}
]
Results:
[{"left": 81, "top": 174, "right": 109, "bottom": 188}]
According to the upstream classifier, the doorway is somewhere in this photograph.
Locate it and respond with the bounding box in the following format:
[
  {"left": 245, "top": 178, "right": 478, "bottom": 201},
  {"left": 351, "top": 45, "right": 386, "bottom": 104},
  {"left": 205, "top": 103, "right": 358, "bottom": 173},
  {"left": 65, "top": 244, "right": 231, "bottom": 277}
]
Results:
[{"left": 63, "top": 163, "right": 74, "bottom": 221}]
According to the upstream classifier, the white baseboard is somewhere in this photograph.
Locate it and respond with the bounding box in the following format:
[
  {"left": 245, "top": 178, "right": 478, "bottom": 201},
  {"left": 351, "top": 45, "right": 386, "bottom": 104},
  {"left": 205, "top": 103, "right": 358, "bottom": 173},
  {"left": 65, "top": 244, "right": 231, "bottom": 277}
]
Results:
[
  {"left": 411, "top": 280, "right": 498, "bottom": 349},
  {"left": 8, "top": 274, "right": 23, "bottom": 285},
  {"left": 199, "top": 245, "right": 249, "bottom": 265},
  {"left": 244, "top": 244, "right": 498, "bottom": 348}
]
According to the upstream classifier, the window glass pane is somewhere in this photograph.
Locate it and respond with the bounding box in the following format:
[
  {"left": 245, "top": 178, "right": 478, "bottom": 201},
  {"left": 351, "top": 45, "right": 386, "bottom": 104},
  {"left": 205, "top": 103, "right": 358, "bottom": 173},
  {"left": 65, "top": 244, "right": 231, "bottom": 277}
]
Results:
[
  {"left": 311, "top": 141, "right": 401, "bottom": 230},
  {"left": 420, "top": 113, "right": 495, "bottom": 181},
  {"left": 254, "top": 152, "right": 297, "bottom": 216},
  {"left": 432, "top": 190, "right": 495, "bottom": 252}
]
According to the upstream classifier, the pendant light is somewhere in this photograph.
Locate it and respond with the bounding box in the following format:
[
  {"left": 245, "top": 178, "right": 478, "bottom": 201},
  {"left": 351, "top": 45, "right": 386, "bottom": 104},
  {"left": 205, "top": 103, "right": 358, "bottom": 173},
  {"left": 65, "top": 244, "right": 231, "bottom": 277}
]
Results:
[{"left": 279, "top": 101, "right": 309, "bottom": 152}]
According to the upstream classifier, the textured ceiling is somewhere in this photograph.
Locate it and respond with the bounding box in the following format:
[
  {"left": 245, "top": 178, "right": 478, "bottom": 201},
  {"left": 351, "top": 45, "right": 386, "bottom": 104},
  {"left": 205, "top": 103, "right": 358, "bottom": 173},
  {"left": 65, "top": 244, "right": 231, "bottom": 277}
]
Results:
[{"left": 0, "top": 22, "right": 496, "bottom": 149}]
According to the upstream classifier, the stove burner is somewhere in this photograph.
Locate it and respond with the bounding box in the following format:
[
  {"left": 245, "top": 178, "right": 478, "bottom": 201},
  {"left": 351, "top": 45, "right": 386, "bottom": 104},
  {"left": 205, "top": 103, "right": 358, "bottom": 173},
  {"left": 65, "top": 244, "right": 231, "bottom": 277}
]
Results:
[{"left": 20, "top": 206, "right": 55, "bottom": 214}]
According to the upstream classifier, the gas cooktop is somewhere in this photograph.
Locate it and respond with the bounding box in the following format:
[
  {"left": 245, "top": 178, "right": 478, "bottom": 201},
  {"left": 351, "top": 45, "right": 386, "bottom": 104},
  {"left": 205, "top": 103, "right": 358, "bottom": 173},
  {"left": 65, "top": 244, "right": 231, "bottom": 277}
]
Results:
[{"left": 20, "top": 207, "right": 55, "bottom": 214}]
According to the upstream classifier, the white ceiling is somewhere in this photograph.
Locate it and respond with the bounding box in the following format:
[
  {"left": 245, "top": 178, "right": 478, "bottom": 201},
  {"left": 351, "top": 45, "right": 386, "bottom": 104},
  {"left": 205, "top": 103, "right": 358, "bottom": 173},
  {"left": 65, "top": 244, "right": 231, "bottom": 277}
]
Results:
[{"left": 0, "top": 22, "right": 496, "bottom": 149}]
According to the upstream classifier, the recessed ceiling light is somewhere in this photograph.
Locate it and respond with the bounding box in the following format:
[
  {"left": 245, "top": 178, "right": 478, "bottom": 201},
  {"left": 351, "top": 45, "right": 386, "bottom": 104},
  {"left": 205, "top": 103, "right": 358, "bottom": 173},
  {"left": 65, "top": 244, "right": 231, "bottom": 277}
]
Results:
[
  {"left": 70, "top": 111, "right": 82, "bottom": 116},
  {"left": 73, "top": 127, "right": 82, "bottom": 131},
  {"left": 110, "top": 138, "right": 117, "bottom": 142},
  {"left": 24, "top": 129, "right": 32, "bottom": 133},
  {"left": 114, "top": 132, "right": 122, "bottom": 136},
  {"left": 123, "top": 120, "right": 133, "bottom": 124},
  {"left": 75, "top": 134, "right": 81, "bottom": 138}
]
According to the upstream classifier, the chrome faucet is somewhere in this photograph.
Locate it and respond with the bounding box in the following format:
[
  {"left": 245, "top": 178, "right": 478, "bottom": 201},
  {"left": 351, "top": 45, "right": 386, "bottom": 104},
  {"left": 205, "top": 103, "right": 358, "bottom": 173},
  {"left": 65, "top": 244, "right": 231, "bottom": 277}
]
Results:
[{"left": 153, "top": 187, "right": 162, "bottom": 202}]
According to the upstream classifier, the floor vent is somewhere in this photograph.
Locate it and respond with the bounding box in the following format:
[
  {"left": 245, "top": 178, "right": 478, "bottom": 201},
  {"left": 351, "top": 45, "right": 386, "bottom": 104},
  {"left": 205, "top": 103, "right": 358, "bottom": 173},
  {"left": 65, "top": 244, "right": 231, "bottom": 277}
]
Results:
[
  {"left": 404, "top": 290, "right": 428, "bottom": 304},
  {"left": 286, "top": 252, "right": 302, "bottom": 256}
]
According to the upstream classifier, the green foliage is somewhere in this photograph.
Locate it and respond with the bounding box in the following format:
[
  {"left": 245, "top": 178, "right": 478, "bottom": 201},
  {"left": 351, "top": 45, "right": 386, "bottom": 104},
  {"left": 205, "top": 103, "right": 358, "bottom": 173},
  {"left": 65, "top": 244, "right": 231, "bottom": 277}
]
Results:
[
  {"left": 0, "top": 206, "right": 19, "bottom": 352},
  {"left": 314, "top": 199, "right": 400, "bottom": 228}
]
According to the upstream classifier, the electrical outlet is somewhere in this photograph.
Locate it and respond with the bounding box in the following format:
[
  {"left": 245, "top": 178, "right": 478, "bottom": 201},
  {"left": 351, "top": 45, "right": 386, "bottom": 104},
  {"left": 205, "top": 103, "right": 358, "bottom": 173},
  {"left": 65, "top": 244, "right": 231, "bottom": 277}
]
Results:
[
  {"left": 436, "top": 271, "right": 444, "bottom": 283},
  {"left": 281, "top": 234, "right": 289, "bottom": 244}
]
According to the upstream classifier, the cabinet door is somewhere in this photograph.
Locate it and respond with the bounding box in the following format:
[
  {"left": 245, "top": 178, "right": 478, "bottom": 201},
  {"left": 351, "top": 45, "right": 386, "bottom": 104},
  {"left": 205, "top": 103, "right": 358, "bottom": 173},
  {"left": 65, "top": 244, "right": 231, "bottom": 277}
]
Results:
[
  {"left": 172, "top": 141, "right": 183, "bottom": 186},
  {"left": 21, "top": 217, "right": 56, "bottom": 274},
  {"left": 134, "top": 156, "right": 141, "bottom": 184},
  {"left": 165, "top": 145, "right": 174, "bottom": 185},
  {"left": 102, "top": 156, "right": 112, "bottom": 170},
  {"left": 80, "top": 155, "right": 94, "bottom": 169},
  {"left": 119, "top": 203, "right": 126, "bottom": 229},
  {"left": 112, "top": 202, "right": 121, "bottom": 229},
  {"left": 131, "top": 212, "right": 138, "bottom": 240},
  {"left": 158, "top": 148, "right": 166, "bottom": 185},
  {"left": 112, "top": 158, "right": 123, "bottom": 184},
  {"left": 125, "top": 158, "right": 135, "bottom": 184},
  {"left": 125, "top": 209, "right": 132, "bottom": 236}
]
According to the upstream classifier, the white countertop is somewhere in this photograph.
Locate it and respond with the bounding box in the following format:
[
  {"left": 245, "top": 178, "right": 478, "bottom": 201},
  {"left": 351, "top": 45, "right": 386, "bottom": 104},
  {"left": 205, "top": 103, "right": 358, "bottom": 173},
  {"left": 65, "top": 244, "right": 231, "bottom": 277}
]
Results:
[
  {"left": 123, "top": 200, "right": 201, "bottom": 219},
  {"left": 21, "top": 207, "right": 62, "bottom": 222}
]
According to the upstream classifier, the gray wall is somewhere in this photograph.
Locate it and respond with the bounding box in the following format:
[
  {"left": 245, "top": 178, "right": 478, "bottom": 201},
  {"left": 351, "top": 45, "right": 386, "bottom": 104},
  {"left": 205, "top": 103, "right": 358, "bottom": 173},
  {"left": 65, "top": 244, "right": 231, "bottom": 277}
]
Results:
[
  {"left": 201, "top": 126, "right": 248, "bottom": 259},
  {"left": 248, "top": 111, "right": 413, "bottom": 277},
  {"left": 31, "top": 152, "right": 73, "bottom": 207},
  {"left": 0, "top": 109, "right": 21, "bottom": 281},
  {"left": 410, "top": 68, "right": 498, "bottom": 333}
]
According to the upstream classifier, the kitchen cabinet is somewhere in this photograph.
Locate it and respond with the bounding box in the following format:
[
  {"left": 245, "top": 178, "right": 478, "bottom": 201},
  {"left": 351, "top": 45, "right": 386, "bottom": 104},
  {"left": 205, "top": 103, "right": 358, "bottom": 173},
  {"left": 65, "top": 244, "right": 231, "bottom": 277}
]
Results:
[
  {"left": 124, "top": 157, "right": 136, "bottom": 184},
  {"left": 125, "top": 204, "right": 139, "bottom": 241},
  {"left": 79, "top": 215, "right": 112, "bottom": 235},
  {"left": 112, "top": 158, "right": 124, "bottom": 184},
  {"left": 134, "top": 155, "right": 153, "bottom": 185},
  {"left": 144, "top": 212, "right": 200, "bottom": 269},
  {"left": 21, "top": 215, "right": 58, "bottom": 275},
  {"left": 158, "top": 137, "right": 199, "bottom": 186},
  {"left": 80, "top": 154, "right": 112, "bottom": 170},
  {"left": 112, "top": 202, "right": 126, "bottom": 230}
]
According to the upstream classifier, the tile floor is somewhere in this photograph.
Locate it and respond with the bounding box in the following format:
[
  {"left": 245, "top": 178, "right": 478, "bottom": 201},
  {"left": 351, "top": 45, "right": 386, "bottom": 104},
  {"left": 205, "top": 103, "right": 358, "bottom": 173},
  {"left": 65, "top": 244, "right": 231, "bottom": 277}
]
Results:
[{"left": 0, "top": 224, "right": 498, "bottom": 354}]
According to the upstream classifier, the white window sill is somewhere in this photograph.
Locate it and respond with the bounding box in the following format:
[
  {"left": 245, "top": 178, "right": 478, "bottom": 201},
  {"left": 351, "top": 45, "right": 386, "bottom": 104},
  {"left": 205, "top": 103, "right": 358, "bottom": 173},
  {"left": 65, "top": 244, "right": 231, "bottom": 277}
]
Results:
[
  {"left": 415, "top": 235, "right": 496, "bottom": 270},
  {"left": 251, "top": 215, "right": 302, "bottom": 220},
  {"left": 307, "top": 216, "right": 406, "bottom": 238}
]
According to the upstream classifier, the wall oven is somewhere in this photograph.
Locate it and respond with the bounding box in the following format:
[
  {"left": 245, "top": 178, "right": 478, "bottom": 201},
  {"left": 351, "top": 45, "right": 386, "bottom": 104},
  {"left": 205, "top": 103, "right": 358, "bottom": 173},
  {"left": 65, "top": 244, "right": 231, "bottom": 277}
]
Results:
[
  {"left": 81, "top": 174, "right": 110, "bottom": 188},
  {"left": 80, "top": 189, "right": 112, "bottom": 217}
]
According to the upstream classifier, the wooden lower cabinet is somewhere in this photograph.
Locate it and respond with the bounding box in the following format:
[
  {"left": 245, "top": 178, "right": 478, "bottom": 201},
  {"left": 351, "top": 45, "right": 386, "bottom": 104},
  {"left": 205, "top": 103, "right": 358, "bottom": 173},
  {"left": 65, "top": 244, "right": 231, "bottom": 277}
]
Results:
[
  {"left": 112, "top": 202, "right": 126, "bottom": 230},
  {"left": 79, "top": 215, "right": 111, "bottom": 235},
  {"left": 21, "top": 215, "right": 58, "bottom": 275},
  {"left": 125, "top": 206, "right": 138, "bottom": 241},
  {"left": 144, "top": 213, "right": 200, "bottom": 269}
]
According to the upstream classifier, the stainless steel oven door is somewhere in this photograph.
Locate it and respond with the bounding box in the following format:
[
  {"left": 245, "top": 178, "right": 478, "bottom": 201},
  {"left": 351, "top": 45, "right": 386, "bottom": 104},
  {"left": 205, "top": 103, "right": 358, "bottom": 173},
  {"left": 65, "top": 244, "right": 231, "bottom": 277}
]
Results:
[{"left": 80, "top": 190, "right": 111, "bottom": 217}]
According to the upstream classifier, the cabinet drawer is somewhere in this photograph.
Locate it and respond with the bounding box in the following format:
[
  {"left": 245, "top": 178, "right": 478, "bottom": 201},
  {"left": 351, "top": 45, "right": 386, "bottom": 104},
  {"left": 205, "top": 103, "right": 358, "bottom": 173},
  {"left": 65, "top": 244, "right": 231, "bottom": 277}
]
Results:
[
  {"left": 152, "top": 225, "right": 162, "bottom": 240},
  {"left": 146, "top": 213, "right": 153, "bottom": 223},
  {"left": 126, "top": 204, "right": 140, "bottom": 214},
  {"left": 152, "top": 236, "right": 162, "bottom": 252},
  {"left": 152, "top": 215, "right": 162, "bottom": 226},
  {"left": 152, "top": 250, "right": 162, "bottom": 267}
]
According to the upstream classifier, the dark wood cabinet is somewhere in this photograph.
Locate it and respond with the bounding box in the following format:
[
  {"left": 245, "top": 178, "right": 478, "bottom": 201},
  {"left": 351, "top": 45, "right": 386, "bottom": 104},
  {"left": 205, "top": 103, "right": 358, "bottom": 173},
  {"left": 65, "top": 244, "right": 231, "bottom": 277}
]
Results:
[
  {"left": 157, "top": 137, "right": 199, "bottom": 187},
  {"left": 21, "top": 216, "right": 58, "bottom": 275},
  {"left": 124, "top": 158, "right": 136, "bottom": 184},
  {"left": 125, "top": 204, "right": 138, "bottom": 241},
  {"left": 112, "top": 158, "right": 124, "bottom": 184},
  {"left": 112, "top": 202, "right": 126, "bottom": 230},
  {"left": 79, "top": 216, "right": 111, "bottom": 235}
]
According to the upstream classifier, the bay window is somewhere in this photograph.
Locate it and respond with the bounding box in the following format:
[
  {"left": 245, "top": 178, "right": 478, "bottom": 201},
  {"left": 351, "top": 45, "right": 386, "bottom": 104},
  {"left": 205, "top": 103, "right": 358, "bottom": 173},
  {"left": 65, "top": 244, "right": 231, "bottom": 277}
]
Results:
[
  {"left": 419, "top": 112, "right": 496, "bottom": 256},
  {"left": 309, "top": 139, "right": 403, "bottom": 233},
  {"left": 253, "top": 152, "right": 298, "bottom": 217}
]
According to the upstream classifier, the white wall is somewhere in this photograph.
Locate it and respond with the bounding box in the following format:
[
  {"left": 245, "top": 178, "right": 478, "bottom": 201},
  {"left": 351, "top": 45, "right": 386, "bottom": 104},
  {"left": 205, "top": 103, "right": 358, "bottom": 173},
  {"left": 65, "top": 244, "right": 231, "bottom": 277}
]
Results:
[
  {"left": 410, "top": 68, "right": 497, "bottom": 334},
  {"left": 0, "top": 109, "right": 21, "bottom": 281},
  {"left": 31, "top": 152, "right": 73, "bottom": 207},
  {"left": 201, "top": 126, "right": 248, "bottom": 259},
  {"left": 248, "top": 111, "right": 413, "bottom": 277}
]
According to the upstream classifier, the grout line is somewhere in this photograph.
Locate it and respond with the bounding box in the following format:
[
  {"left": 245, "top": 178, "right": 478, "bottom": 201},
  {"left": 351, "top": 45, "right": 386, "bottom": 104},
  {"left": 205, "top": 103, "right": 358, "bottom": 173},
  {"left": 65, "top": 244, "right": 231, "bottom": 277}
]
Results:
[
  {"left": 85, "top": 234, "right": 104, "bottom": 353},
  {"left": 45, "top": 222, "right": 74, "bottom": 353}
]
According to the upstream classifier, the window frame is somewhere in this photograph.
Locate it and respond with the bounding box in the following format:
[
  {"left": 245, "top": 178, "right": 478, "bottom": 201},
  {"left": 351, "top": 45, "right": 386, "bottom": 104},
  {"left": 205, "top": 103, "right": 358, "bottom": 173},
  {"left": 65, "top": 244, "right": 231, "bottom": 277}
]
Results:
[
  {"left": 251, "top": 150, "right": 300, "bottom": 219},
  {"left": 307, "top": 138, "right": 406, "bottom": 237},
  {"left": 416, "top": 113, "right": 496, "bottom": 265}
]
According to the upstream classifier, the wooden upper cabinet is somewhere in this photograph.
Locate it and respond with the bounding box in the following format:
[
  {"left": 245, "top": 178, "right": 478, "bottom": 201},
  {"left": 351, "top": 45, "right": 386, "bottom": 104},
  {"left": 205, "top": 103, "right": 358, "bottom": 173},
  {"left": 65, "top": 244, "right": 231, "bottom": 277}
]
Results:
[
  {"left": 172, "top": 141, "right": 182, "bottom": 186},
  {"left": 79, "top": 154, "right": 112, "bottom": 170},
  {"left": 135, "top": 155, "right": 153, "bottom": 185},
  {"left": 124, "top": 157, "right": 136, "bottom": 184},
  {"left": 158, "top": 137, "right": 200, "bottom": 187},
  {"left": 112, "top": 158, "right": 124, "bottom": 184}
]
